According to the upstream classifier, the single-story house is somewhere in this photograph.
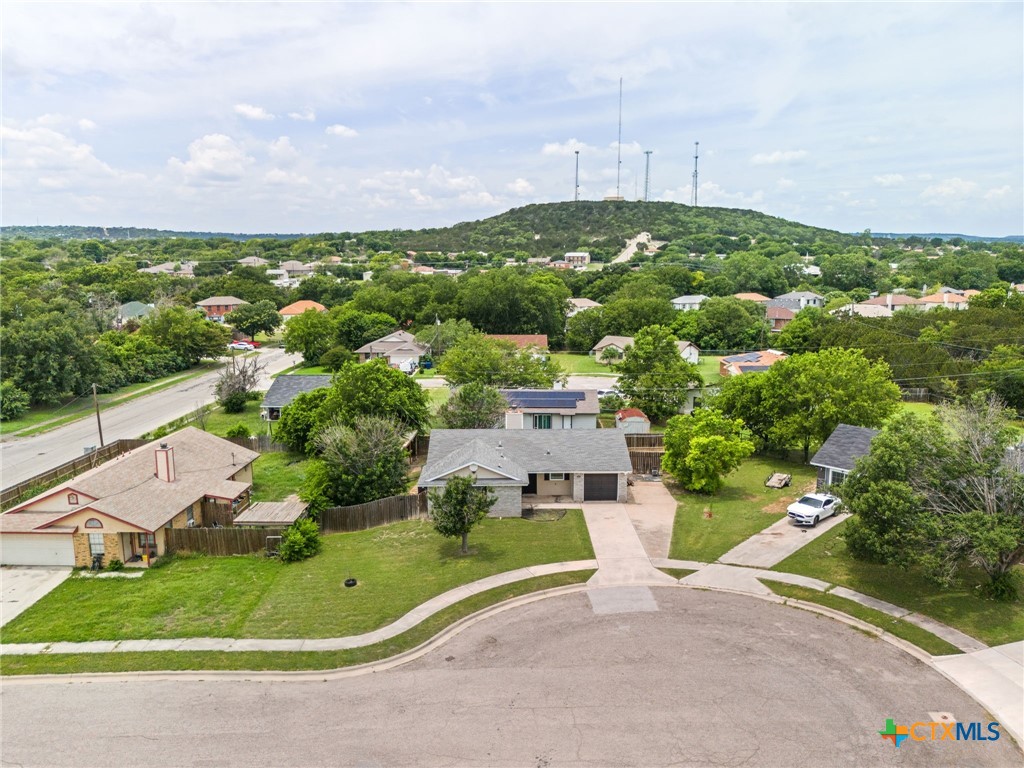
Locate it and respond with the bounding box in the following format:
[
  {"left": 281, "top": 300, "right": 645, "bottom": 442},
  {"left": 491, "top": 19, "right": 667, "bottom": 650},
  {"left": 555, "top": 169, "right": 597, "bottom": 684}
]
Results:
[
  {"left": 420, "top": 429, "right": 632, "bottom": 516},
  {"left": 567, "top": 297, "right": 602, "bottom": 317},
  {"left": 615, "top": 408, "right": 651, "bottom": 434},
  {"left": 860, "top": 293, "right": 925, "bottom": 313},
  {"left": 279, "top": 260, "right": 315, "bottom": 277},
  {"left": 237, "top": 256, "right": 269, "bottom": 268},
  {"left": 0, "top": 428, "right": 260, "bottom": 568},
  {"left": 811, "top": 424, "right": 880, "bottom": 490},
  {"left": 261, "top": 374, "right": 333, "bottom": 421},
  {"left": 671, "top": 294, "right": 708, "bottom": 312},
  {"left": 138, "top": 261, "right": 196, "bottom": 277},
  {"left": 354, "top": 330, "right": 429, "bottom": 370},
  {"left": 279, "top": 300, "right": 327, "bottom": 321},
  {"left": 766, "top": 305, "right": 795, "bottom": 332},
  {"left": 233, "top": 501, "right": 308, "bottom": 528},
  {"left": 565, "top": 251, "right": 591, "bottom": 266},
  {"left": 501, "top": 389, "right": 599, "bottom": 430},
  {"left": 591, "top": 335, "right": 699, "bottom": 365},
  {"left": 719, "top": 349, "right": 788, "bottom": 377},
  {"left": 768, "top": 291, "right": 824, "bottom": 312},
  {"left": 485, "top": 334, "right": 549, "bottom": 352},
  {"left": 733, "top": 292, "right": 771, "bottom": 305},
  {"left": 116, "top": 301, "right": 153, "bottom": 326},
  {"left": 196, "top": 295, "right": 248, "bottom": 321}
]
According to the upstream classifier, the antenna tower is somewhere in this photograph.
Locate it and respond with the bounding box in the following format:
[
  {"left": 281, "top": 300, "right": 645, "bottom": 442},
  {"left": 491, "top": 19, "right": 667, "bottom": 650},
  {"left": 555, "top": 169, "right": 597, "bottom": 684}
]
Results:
[
  {"left": 574, "top": 150, "right": 580, "bottom": 202},
  {"left": 616, "top": 77, "right": 623, "bottom": 198},
  {"left": 691, "top": 141, "right": 700, "bottom": 207},
  {"left": 643, "top": 150, "right": 652, "bottom": 202}
]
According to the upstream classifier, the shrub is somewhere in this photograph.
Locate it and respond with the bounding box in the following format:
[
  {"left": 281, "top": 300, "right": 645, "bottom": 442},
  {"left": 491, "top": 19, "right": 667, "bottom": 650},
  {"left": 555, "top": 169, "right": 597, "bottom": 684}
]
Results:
[
  {"left": 105, "top": 559, "right": 124, "bottom": 572},
  {"left": 222, "top": 390, "right": 248, "bottom": 413},
  {"left": 320, "top": 345, "right": 354, "bottom": 371},
  {"left": 0, "top": 380, "right": 31, "bottom": 421},
  {"left": 278, "top": 518, "right": 322, "bottom": 563},
  {"left": 225, "top": 423, "right": 252, "bottom": 439}
]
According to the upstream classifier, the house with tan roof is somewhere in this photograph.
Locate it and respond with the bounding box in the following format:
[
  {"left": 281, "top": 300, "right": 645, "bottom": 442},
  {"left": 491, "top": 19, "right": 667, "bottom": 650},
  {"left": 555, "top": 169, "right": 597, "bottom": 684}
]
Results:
[
  {"left": 591, "top": 335, "right": 699, "bottom": 364},
  {"left": 354, "top": 330, "right": 429, "bottom": 371},
  {"left": 860, "top": 293, "right": 925, "bottom": 313},
  {"left": 196, "top": 295, "right": 247, "bottom": 321},
  {"left": 733, "top": 292, "right": 771, "bottom": 304},
  {"left": 567, "top": 297, "right": 602, "bottom": 317},
  {"left": 0, "top": 428, "right": 260, "bottom": 568},
  {"left": 279, "top": 300, "right": 327, "bottom": 321},
  {"left": 920, "top": 291, "right": 970, "bottom": 310},
  {"left": 485, "top": 334, "right": 549, "bottom": 351}
]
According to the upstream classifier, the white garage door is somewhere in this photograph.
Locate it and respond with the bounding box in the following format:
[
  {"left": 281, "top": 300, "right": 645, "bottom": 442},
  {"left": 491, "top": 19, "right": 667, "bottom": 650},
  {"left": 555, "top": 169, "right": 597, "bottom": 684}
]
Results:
[{"left": 0, "top": 535, "right": 75, "bottom": 566}]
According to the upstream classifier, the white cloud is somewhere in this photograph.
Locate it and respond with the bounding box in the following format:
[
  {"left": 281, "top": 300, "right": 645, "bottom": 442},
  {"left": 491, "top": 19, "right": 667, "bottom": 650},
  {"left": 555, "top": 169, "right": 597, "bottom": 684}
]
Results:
[
  {"left": 264, "top": 168, "right": 309, "bottom": 185},
  {"left": 751, "top": 150, "right": 808, "bottom": 165},
  {"left": 287, "top": 108, "right": 316, "bottom": 121},
  {"left": 541, "top": 138, "right": 595, "bottom": 156},
  {"left": 776, "top": 177, "right": 796, "bottom": 190},
  {"left": 984, "top": 185, "right": 1011, "bottom": 201},
  {"left": 234, "top": 103, "right": 274, "bottom": 120},
  {"left": 325, "top": 124, "right": 358, "bottom": 138},
  {"left": 506, "top": 178, "right": 535, "bottom": 195},
  {"left": 920, "top": 177, "right": 979, "bottom": 203},
  {"left": 77, "top": 118, "right": 97, "bottom": 131},
  {"left": 267, "top": 136, "right": 299, "bottom": 165},
  {"left": 873, "top": 174, "right": 905, "bottom": 187},
  {"left": 168, "top": 133, "right": 253, "bottom": 183}
]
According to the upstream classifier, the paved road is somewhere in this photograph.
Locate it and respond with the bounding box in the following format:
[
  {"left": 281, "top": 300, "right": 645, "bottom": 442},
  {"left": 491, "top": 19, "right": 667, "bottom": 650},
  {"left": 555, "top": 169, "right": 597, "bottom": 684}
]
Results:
[
  {"left": 2, "top": 589, "right": 1017, "bottom": 767},
  {"left": 612, "top": 231, "right": 651, "bottom": 263},
  {"left": 0, "top": 347, "right": 300, "bottom": 487}
]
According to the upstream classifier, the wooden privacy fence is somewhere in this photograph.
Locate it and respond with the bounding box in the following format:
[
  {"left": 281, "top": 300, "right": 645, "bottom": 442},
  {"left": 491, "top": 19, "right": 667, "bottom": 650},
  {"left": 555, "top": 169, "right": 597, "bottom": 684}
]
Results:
[
  {"left": 320, "top": 493, "right": 427, "bottom": 533},
  {"left": 625, "top": 433, "right": 665, "bottom": 449},
  {"left": 200, "top": 500, "right": 236, "bottom": 528},
  {"left": 225, "top": 435, "right": 289, "bottom": 452},
  {"left": 165, "top": 527, "right": 285, "bottom": 556},
  {"left": 629, "top": 449, "right": 665, "bottom": 475},
  {"left": 1, "top": 438, "right": 149, "bottom": 509}
]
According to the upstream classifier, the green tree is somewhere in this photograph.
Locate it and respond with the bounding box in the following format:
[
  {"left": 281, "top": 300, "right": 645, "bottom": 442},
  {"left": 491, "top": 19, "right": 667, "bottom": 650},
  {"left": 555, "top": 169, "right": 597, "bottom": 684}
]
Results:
[
  {"left": 662, "top": 408, "right": 756, "bottom": 493},
  {"left": 278, "top": 518, "right": 323, "bottom": 563},
  {"left": 722, "top": 252, "right": 788, "bottom": 296},
  {"left": 414, "top": 318, "right": 477, "bottom": 358},
  {"left": 976, "top": 345, "right": 1024, "bottom": 414},
  {"left": 139, "top": 305, "right": 231, "bottom": 365},
  {"left": 0, "top": 380, "right": 31, "bottom": 421},
  {"left": 330, "top": 307, "right": 397, "bottom": 349},
  {"left": 615, "top": 325, "right": 703, "bottom": 422},
  {"left": 437, "top": 383, "right": 508, "bottom": 429},
  {"left": 301, "top": 414, "right": 410, "bottom": 508},
  {"left": 428, "top": 474, "right": 497, "bottom": 554},
  {"left": 692, "top": 297, "right": 769, "bottom": 351},
  {"left": 564, "top": 307, "right": 606, "bottom": 352},
  {"left": 323, "top": 359, "right": 430, "bottom": 431},
  {"left": 283, "top": 308, "right": 336, "bottom": 364},
  {"left": 439, "top": 335, "right": 565, "bottom": 388},
  {"left": 601, "top": 298, "right": 675, "bottom": 336},
  {"left": 276, "top": 389, "right": 331, "bottom": 454},
  {"left": 225, "top": 300, "right": 282, "bottom": 338}
]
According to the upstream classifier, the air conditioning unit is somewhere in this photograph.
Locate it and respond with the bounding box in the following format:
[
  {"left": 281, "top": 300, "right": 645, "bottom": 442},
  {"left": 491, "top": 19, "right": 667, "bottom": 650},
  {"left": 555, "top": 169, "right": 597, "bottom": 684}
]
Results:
[{"left": 186, "top": 519, "right": 196, "bottom": 528}]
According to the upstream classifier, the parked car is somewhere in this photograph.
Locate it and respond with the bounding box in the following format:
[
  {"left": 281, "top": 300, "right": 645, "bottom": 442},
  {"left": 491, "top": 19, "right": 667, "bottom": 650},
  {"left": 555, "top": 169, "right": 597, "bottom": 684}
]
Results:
[
  {"left": 597, "top": 389, "right": 622, "bottom": 398},
  {"left": 228, "top": 341, "right": 256, "bottom": 351},
  {"left": 787, "top": 493, "right": 840, "bottom": 527}
]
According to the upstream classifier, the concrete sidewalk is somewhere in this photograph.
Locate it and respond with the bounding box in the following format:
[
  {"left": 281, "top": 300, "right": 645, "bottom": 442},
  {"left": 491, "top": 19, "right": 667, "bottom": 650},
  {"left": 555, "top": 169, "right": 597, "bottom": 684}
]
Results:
[
  {"left": 933, "top": 642, "right": 1024, "bottom": 747},
  {"left": 718, "top": 512, "right": 848, "bottom": 568}
]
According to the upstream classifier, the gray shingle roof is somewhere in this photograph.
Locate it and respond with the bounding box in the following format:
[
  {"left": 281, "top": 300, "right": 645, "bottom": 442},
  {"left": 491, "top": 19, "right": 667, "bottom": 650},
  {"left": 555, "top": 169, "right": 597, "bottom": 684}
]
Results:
[
  {"left": 811, "top": 424, "right": 880, "bottom": 471},
  {"left": 421, "top": 429, "right": 632, "bottom": 486},
  {"left": 261, "top": 375, "right": 333, "bottom": 408}
]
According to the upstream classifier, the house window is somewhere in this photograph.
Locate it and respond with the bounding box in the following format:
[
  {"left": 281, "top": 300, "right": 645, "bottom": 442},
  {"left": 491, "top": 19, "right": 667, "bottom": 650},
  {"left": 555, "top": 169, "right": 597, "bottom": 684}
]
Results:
[
  {"left": 186, "top": 507, "right": 195, "bottom": 525},
  {"left": 136, "top": 533, "right": 156, "bottom": 552},
  {"left": 67, "top": 493, "right": 79, "bottom": 506},
  {"left": 830, "top": 471, "right": 848, "bottom": 486},
  {"left": 546, "top": 473, "right": 566, "bottom": 482},
  {"left": 84, "top": 518, "right": 103, "bottom": 529},
  {"left": 88, "top": 533, "right": 105, "bottom": 556},
  {"left": 532, "top": 414, "right": 552, "bottom": 429}
]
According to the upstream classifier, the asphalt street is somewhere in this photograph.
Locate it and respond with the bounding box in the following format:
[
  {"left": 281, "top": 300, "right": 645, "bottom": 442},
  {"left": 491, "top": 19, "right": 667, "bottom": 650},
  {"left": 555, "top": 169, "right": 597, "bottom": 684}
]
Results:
[
  {"left": 2, "top": 589, "right": 1017, "bottom": 767},
  {"left": 0, "top": 347, "right": 300, "bottom": 487}
]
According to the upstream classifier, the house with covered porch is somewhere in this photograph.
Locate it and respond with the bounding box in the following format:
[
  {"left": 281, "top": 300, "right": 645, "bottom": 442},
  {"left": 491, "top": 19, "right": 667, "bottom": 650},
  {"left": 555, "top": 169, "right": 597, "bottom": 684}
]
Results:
[{"left": 0, "top": 428, "right": 260, "bottom": 568}]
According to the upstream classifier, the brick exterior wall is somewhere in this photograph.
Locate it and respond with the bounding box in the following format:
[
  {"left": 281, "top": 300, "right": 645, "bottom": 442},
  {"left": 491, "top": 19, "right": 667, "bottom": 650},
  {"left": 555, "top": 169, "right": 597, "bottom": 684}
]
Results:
[
  {"left": 72, "top": 532, "right": 123, "bottom": 568},
  {"left": 487, "top": 485, "right": 523, "bottom": 518}
]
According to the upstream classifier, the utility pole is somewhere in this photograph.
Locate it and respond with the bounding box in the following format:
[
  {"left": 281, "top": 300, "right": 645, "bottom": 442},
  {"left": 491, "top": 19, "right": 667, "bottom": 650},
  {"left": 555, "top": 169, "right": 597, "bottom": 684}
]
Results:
[
  {"left": 643, "top": 150, "right": 652, "bottom": 202},
  {"left": 574, "top": 150, "right": 580, "bottom": 202},
  {"left": 92, "top": 383, "right": 105, "bottom": 447}
]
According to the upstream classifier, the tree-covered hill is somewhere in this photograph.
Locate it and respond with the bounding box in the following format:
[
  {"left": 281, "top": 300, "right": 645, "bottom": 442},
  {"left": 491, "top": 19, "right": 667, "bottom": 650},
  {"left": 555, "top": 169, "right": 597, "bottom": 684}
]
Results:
[{"left": 0, "top": 225, "right": 305, "bottom": 241}]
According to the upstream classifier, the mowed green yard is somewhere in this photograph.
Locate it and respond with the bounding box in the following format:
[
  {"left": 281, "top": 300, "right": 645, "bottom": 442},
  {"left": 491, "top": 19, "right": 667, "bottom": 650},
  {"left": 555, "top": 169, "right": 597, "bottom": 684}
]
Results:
[
  {"left": 668, "top": 457, "right": 817, "bottom": 562},
  {"left": 0, "top": 513, "right": 594, "bottom": 644}
]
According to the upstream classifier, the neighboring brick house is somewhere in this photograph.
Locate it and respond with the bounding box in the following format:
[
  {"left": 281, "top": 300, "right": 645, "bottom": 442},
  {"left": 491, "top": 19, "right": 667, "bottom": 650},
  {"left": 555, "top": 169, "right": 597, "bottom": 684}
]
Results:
[
  {"left": 420, "top": 429, "right": 632, "bottom": 516},
  {"left": 719, "top": 349, "right": 788, "bottom": 377},
  {"left": 0, "top": 429, "right": 260, "bottom": 568},
  {"left": 500, "top": 389, "right": 600, "bottom": 430},
  {"left": 766, "top": 305, "right": 795, "bottom": 332},
  {"left": 196, "top": 295, "right": 248, "bottom": 321}
]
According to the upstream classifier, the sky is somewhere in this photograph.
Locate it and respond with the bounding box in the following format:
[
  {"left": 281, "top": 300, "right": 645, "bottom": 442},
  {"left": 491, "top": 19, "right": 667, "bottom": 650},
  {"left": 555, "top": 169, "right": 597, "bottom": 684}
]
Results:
[{"left": 3, "top": 2, "right": 1022, "bottom": 237}]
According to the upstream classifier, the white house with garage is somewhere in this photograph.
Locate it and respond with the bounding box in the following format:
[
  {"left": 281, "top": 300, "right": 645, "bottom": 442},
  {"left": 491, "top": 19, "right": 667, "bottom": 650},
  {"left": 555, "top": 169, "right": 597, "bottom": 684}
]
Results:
[{"left": 419, "top": 429, "right": 632, "bottom": 516}]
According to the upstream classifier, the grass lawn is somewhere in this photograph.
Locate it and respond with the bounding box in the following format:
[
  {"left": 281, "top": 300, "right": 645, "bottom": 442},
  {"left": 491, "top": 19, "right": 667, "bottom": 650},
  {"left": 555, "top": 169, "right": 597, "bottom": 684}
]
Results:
[
  {"left": 285, "top": 365, "right": 331, "bottom": 375},
  {"left": 549, "top": 353, "right": 616, "bottom": 376},
  {"left": 2, "top": 363, "right": 220, "bottom": 437},
  {"left": 203, "top": 401, "right": 270, "bottom": 437},
  {"left": 0, "top": 571, "right": 593, "bottom": 676},
  {"left": 900, "top": 401, "right": 937, "bottom": 418},
  {"left": 696, "top": 356, "right": 722, "bottom": 385},
  {"left": 772, "top": 523, "right": 1024, "bottom": 647},
  {"left": 426, "top": 387, "right": 450, "bottom": 414},
  {"left": 764, "top": 582, "right": 963, "bottom": 657},
  {"left": 251, "top": 452, "right": 309, "bottom": 502},
  {"left": 0, "top": 512, "right": 594, "bottom": 644},
  {"left": 668, "top": 457, "right": 818, "bottom": 562}
]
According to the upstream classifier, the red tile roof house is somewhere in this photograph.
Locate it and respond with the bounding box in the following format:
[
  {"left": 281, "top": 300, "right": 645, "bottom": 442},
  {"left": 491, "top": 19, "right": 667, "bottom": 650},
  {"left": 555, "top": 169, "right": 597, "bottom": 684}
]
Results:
[
  {"left": 196, "top": 295, "right": 248, "bottom": 321},
  {"left": 279, "top": 299, "right": 327, "bottom": 321},
  {"left": 0, "top": 429, "right": 260, "bottom": 568},
  {"left": 766, "top": 306, "right": 795, "bottom": 332},
  {"left": 485, "top": 335, "right": 549, "bottom": 351},
  {"left": 719, "top": 349, "right": 789, "bottom": 378}
]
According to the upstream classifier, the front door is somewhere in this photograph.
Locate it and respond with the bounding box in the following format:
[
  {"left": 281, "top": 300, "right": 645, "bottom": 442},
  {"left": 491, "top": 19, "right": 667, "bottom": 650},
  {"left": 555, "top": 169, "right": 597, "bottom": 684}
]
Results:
[{"left": 525, "top": 473, "right": 538, "bottom": 494}]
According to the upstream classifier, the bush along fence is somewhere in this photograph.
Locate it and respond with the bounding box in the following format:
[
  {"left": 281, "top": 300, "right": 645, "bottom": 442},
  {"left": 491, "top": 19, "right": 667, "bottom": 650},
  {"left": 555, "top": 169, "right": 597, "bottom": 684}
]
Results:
[
  {"left": 165, "top": 527, "right": 286, "bottom": 556},
  {"left": 320, "top": 492, "right": 428, "bottom": 533},
  {"left": 1, "top": 438, "right": 149, "bottom": 509}
]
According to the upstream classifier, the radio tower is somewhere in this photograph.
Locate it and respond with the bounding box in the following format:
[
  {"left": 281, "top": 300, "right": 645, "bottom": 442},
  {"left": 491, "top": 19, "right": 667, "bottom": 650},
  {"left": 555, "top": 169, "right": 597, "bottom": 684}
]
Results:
[
  {"left": 691, "top": 141, "right": 700, "bottom": 207},
  {"left": 616, "top": 77, "right": 623, "bottom": 198},
  {"left": 643, "top": 150, "right": 652, "bottom": 202},
  {"left": 574, "top": 150, "right": 580, "bottom": 202}
]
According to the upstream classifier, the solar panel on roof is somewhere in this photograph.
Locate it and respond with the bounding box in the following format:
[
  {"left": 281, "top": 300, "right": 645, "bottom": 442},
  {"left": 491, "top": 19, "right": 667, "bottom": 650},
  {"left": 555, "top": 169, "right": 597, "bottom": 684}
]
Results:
[{"left": 504, "top": 390, "right": 584, "bottom": 408}]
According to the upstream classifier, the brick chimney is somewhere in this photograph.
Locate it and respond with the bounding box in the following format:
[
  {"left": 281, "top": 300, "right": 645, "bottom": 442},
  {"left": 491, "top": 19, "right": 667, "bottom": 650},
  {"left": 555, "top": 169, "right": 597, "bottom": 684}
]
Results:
[{"left": 155, "top": 443, "right": 175, "bottom": 482}]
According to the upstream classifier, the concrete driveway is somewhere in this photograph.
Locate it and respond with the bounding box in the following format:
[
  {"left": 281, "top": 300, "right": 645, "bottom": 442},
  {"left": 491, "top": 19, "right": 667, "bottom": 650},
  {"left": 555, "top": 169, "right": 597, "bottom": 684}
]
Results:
[
  {"left": 1, "top": 566, "right": 71, "bottom": 627},
  {"left": 2, "top": 589, "right": 1018, "bottom": 767},
  {"left": 718, "top": 511, "right": 849, "bottom": 568}
]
